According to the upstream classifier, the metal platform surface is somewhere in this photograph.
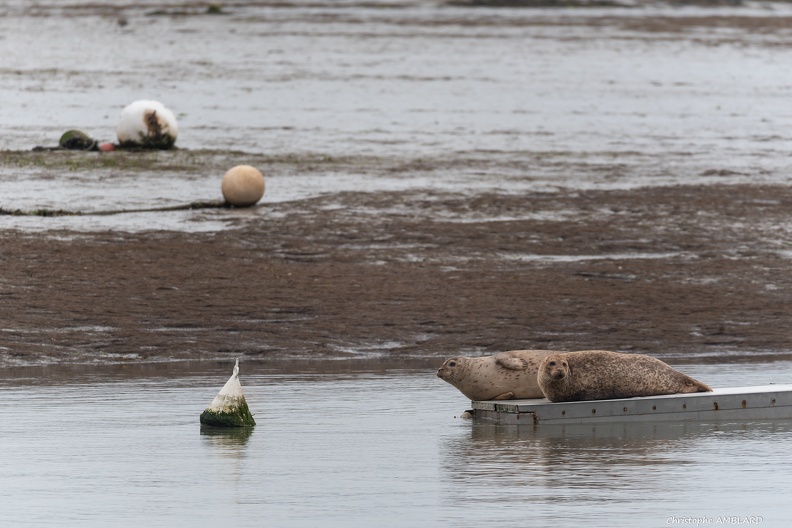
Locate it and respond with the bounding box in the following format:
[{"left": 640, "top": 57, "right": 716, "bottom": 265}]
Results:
[{"left": 471, "top": 384, "right": 792, "bottom": 425}]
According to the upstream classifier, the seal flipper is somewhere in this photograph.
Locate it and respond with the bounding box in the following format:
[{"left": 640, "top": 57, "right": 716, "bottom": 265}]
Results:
[
  {"left": 494, "top": 352, "right": 530, "bottom": 371},
  {"left": 680, "top": 376, "right": 713, "bottom": 393},
  {"left": 493, "top": 391, "right": 516, "bottom": 400}
]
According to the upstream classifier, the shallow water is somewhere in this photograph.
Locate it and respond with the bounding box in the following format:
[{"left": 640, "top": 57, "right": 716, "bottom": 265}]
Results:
[
  {"left": 1, "top": 361, "right": 790, "bottom": 527},
  {"left": 3, "top": 2, "right": 792, "bottom": 231}
]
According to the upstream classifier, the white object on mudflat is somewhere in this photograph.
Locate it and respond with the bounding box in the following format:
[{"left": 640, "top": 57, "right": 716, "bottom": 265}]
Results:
[{"left": 116, "top": 100, "right": 178, "bottom": 148}]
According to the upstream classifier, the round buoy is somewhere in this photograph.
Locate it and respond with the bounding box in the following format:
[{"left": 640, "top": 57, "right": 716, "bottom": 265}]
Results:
[
  {"left": 59, "top": 130, "right": 97, "bottom": 151},
  {"left": 116, "top": 100, "right": 178, "bottom": 149},
  {"left": 221, "top": 165, "right": 265, "bottom": 207}
]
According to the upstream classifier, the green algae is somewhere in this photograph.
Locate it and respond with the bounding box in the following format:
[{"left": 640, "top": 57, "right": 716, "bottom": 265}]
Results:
[
  {"left": 59, "top": 130, "right": 97, "bottom": 151},
  {"left": 118, "top": 132, "right": 176, "bottom": 151},
  {"left": 199, "top": 397, "right": 256, "bottom": 428}
]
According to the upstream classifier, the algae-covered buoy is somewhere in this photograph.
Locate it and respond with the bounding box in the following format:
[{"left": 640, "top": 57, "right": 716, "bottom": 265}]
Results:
[
  {"left": 59, "top": 129, "right": 97, "bottom": 151},
  {"left": 221, "top": 165, "right": 265, "bottom": 207},
  {"left": 200, "top": 359, "right": 256, "bottom": 427},
  {"left": 116, "top": 100, "right": 178, "bottom": 149}
]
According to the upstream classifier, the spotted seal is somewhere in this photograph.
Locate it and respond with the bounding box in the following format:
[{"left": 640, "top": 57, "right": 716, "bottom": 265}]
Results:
[
  {"left": 436, "top": 350, "right": 558, "bottom": 401},
  {"left": 537, "top": 350, "right": 712, "bottom": 403}
]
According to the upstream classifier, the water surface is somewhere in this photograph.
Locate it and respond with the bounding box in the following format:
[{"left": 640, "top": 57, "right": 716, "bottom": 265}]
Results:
[
  {"left": 1, "top": 361, "right": 790, "bottom": 527},
  {"left": 3, "top": 2, "right": 792, "bottom": 231}
]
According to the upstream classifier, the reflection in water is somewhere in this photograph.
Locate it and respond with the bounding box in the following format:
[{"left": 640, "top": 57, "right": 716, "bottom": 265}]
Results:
[
  {"left": 0, "top": 364, "right": 790, "bottom": 527},
  {"left": 440, "top": 419, "right": 792, "bottom": 525},
  {"left": 199, "top": 425, "right": 254, "bottom": 505},
  {"left": 200, "top": 425, "right": 255, "bottom": 448}
]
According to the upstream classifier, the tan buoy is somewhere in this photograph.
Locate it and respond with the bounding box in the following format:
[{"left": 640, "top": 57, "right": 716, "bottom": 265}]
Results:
[{"left": 221, "top": 165, "right": 265, "bottom": 207}]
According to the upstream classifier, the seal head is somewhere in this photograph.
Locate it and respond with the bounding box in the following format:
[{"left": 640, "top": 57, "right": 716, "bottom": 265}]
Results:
[
  {"left": 437, "top": 350, "right": 557, "bottom": 401},
  {"left": 437, "top": 356, "right": 469, "bottom": 385},
  {"left": 545, "top": 357, "right": 569, "bottom": 382}
]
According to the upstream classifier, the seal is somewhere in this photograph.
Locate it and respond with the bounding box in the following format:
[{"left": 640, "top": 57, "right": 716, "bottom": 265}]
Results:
[
  {"left": 436, "top": 349, "right": 558, "bottom": 401},
  {"left": 537, "top": 350, "right": 712, "bottom": 403}
]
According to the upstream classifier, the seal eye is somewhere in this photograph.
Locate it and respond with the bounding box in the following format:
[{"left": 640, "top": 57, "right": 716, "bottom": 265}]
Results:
[
  {"left": 448, "top": 361, "right": 456, "bottom": 367},
  {"left": 548, "top": 361, "right": 556, "bottom": 366}
]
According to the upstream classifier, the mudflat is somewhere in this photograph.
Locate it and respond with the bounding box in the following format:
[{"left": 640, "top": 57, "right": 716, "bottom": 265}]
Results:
[
  {"left": 2, "top": 173, "right": 789, "bottom": 366},
  {"left": 1, "top": 3, "right": 791, "bottom": 366}
]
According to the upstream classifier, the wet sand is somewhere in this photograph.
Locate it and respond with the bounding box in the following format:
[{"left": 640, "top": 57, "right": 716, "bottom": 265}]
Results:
[
  {"left": 2, "top": 174, "right": 790, "bottom": 366},
  {"left": 1, "top": 2, "right": 791, "bottom": 367}
]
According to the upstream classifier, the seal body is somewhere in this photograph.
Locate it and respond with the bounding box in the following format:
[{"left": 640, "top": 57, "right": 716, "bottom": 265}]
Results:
[
  {"left": 436, "top": 350, "right": 558, "bottom": 401},
  {"left": 537, "top": 350, "right": 712, "bottom": 403}
]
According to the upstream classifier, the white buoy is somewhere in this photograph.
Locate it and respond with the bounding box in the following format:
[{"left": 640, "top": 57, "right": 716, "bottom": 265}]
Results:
[
  {"left": 116, "top": 100, "right": 178, "bottom": 149},
  {"left": 221, "top": 165, "right": 265, "bottom": 207},
  {"left": 200, "top": 359, "right": 256, "bottom": 427}
]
